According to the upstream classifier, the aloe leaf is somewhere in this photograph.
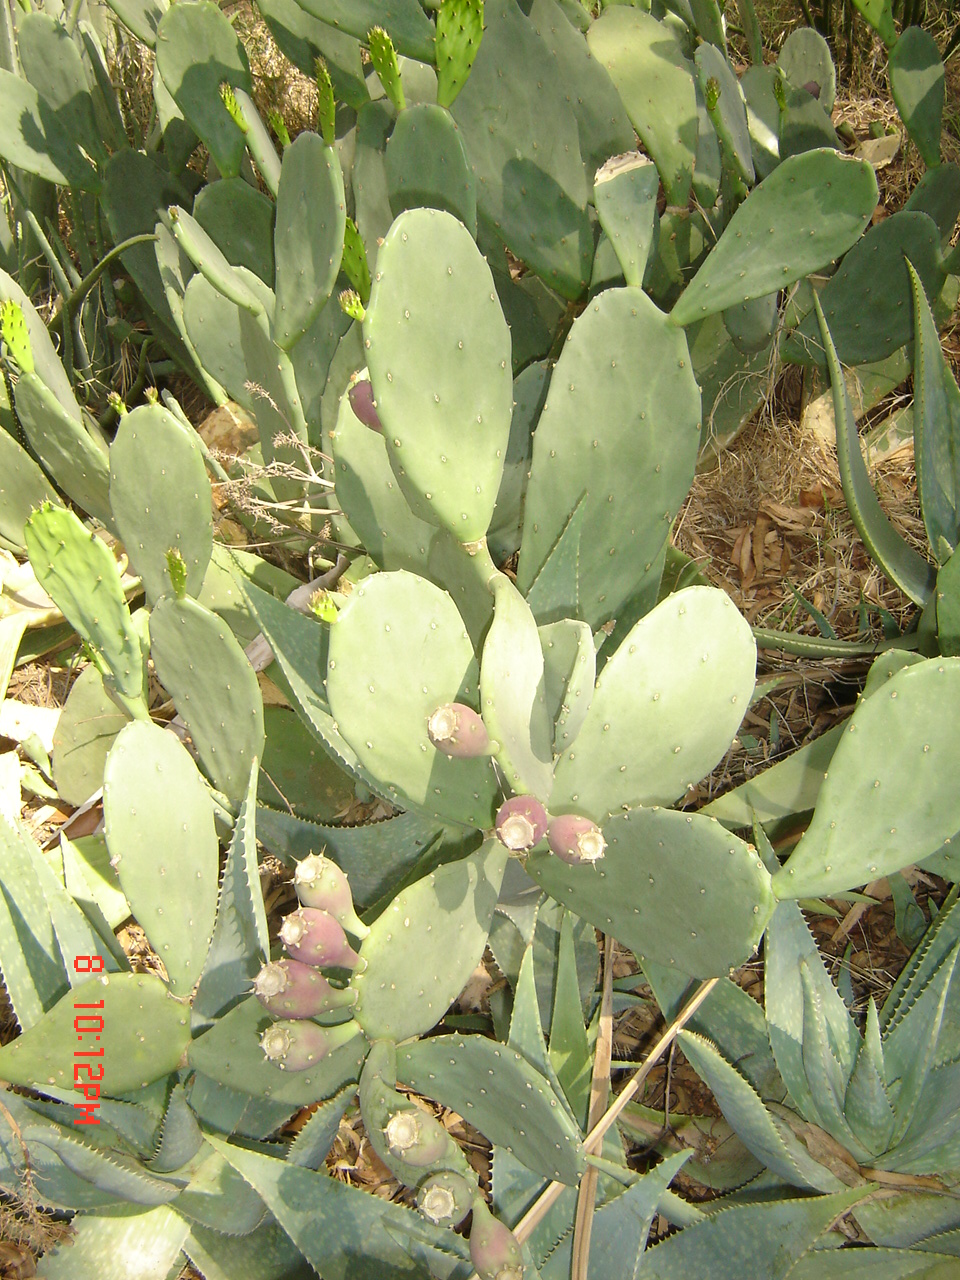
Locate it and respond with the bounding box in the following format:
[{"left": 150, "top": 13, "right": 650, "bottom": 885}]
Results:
[
  {"left": 910, "top": 260, "right": 960, "bottom": 561},
  {"left": 286, "top": 1082, "right": 354, "bottom": 1169},
  {"left": 844, "top": 1000, "right": 896, "bottom": 1158},
  {"left": 816, "top": 293, "right": 937, "bottom": 605}
]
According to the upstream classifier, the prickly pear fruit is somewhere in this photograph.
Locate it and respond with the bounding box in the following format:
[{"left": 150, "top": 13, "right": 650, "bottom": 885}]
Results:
[
  {"left": 259, "top": 1017, "right": 361, "bottom": 1070},
  {"left": 469, "top": 1193, "right": 525, "bottom": 1280},
  {"left": 279, "top": 907, "right": 361, "bottom": 969},
  {"left": 252, "top": 958, "right": 358, "bottom": 1018},
  {"left": 547, "top": 815, "right": 607, "bottom": 865},
  {"left": 294, "top": 854, "right": 370, "bottom": 940},
  {"left": 417, "top": 1169, "right": 475, "bottom": 1226},
  {"left": 348, "top": 379, "right": 383, "bottom": 433},
  {"left": 427, "top": 702, "right": 491, "bottom": 758},
  {"left": 383, "top": 1107, "right": 454, "bottom": 1166},
  {"left": 495, "top": 796, "right": 548, "bottom": 852}
]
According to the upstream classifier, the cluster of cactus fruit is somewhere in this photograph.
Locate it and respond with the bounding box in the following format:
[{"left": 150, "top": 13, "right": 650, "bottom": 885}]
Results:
[{"left": 1, "top": 0, "right": 960, "bottom": 1275}]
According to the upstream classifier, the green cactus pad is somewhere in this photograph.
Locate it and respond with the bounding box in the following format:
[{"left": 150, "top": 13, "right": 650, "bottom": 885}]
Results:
[
  {"left": 109, "top": 404, "right": 213, "bottom": 606},
  {"left": 325, "top": 571, "right": 500, "bottom": 826},
  {"left": 192, "top": 177, "right": 276, "bottom": 285},
  {"left": 588, "top": 7, "right": 698, "bottom": 207},
  {"left": 52, "top": 666, "right": 130, "bottom": 807},
  {"left": 670, "top": 149, "right": 878, "bottom": 328},
  {"left": 722, "top": 292, "right": 778, "bottom": 356},
  {"left": 362, "top": 208, "right": 512, "bottom": 541},
  {"left": 696, "top": 43, "right": 754, "bottom": 185},
  {"left": 24, "top": 505, "right": 145, "bottom": 715},
  {"left": 487, "top": 362, "right": 548, "bottom": 563},
  {"left": 528, "top": 808, "right": 774, "bottom": 976},
  {"left": 155, "top": 0, "right": 253, "bottom": 179},
  {"left": 783, "top": 212, "right": 945, "bottom": 367},
  {"left": 385, "top": 103, "right": 477, "bottom": 235},
  {"left": 539, "top": 619, "right": 595, "bottom": 756},
  {"left": 180, "top": 275, "right": 260, "bottom": 417},
  {"left": 273, "top": 131, "right": 346, "bottom": 351},
  {"left": 103, "top": 721, "right": 219, "bottom": 996},
  {"left": 773, "top": 659, "right": 960, "bottom": 900},
  {"left": 479, "top": 575, "right": 554, "bottom": 797},
  {"left": 593, "top": 155, "right": 660, "bottom": 290},
  {"left": 0, "top": 815, "right": 69, "bottom": 1032},
  {"left": 0, "top": 429, "right": 60, "bottom": 551},
  {"left": 518, "top": 287, "right": 701, "bottom": 630},
  {"left": 14, "top": 374, "right": 112, "bottom": 527},
  {"left": 149, "top": 596, "right": 264, "bottom": 808},
  {"left": 0, "top": 67, "right": 101, "bottom": 191},
  {"left": 741, "top": 65, "right": 781, "bottom": 179},
  {"left": 905, "top": 163, "right": 960, "bottom": 245},
  {"left": 450, "top": 0, "right": 591, "bottom": 299},
  {"left": 0, "top": 972, "right": 189, "bottom": 1094},
  {"left": 330, "top": 375, "right": 436, "bottom": 574},
  {"left": 911, "top": 260, "right": 960, "bottom": 559},
  {"left": 436, "top": 0, "right": 483, "bottom": 108},
  {"left": 889, "top": 26, "right": 944, "bottom": 169},
  {"left": 165, "top": 206, "right": 265, "bottom": 317},
  {"left": 777, "top": 27, "right": 836, "bottom": 112},
  {"left": 187, "top": 995, "right": 366, "bottom": 1105},
  {"left": 278, "top": 0, "right": 435, "bottom": 61},
  {"left": 17, "top": 12, "right": 106, "bottom": 165},
  {"left": 350, "top": 839, "right": 507, "bottom": 1041},
  {"left": 399, "top": 1034, "right": 584, "bottom": 1184}
]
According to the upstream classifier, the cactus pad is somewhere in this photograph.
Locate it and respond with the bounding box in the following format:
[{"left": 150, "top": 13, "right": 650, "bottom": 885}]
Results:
[
  {"left": 324, "top": 570, "right": 499, "bottom": 826},
  {"left": 363, "top": 208, "right": 512, "bottom": 541},
  {"left": 103, "top": 721, "right": 219, "bottom": 996},
  {"left": 0, "top": 972, "right": 189, "bottom": 1093},
  {"left": 528, "top": 807, "right": 775, "bottom": 977},
  {"left": 350, "top": 839, "right": 507, "bottom": 1041},
  {"left": 109, "top": 404, "right": 213, "bottom": 605}
]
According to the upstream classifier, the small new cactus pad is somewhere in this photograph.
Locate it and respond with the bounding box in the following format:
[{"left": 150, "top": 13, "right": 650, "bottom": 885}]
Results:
[
  {"left": 435, "top": 0, "right": 484, "bottom": 109},
  {"left": 350, "top": 840, "right": 507, "bottom": 1042},
  {"left": 0, "top": 973, "right": 190, "bottom": 1093},
  {"left": 547, "top": 815, "right": 606, "bottom": 865},
  {"left": 260, "top": 1018, "right": 361, "bottom": 1071},
  {"left": 549, "top": 586, "right": 757, "bottom": 818},
  {"left": 273, "top": 131, "right": 346, "bottom": 350},
  {"left": 670, "top": 149, "right": 878, "bottom": 327},
  {"left": 253, "top": 958, "right": 358, "bottom": 1018},
  {"left": 495, "top": 796, "right": 549, "bottom": 853},
  {"left": 280, "top": 907, "right": 360, "bottom": 970},
  {"left": 773, "top": 658, "right": 960, "bottom": 900},
  {"left": 469, "top": 1194, "right": 525, "bottom": 1280},
  {"left": 315, "top": 57, "right": 335, "bottom": 146},
  {"left": 367, "top": 26, "right": 405, "bottom": 112},
  {"left": 347, "top": 378, "right": 382, "bottom": 432},
  {"left": 294, "top": 853, "right": 370, "bottom": 939},
  {"left": 324, "top": 571, "right": 499, "bottom": 827},
  {"left": 362, "top": 208, "right": 512, "bottom": 541},
  {"left": 103, "top": 720, "right": 219, "bottom": 997},
  {"left": 517, "top": 288, "right": 700, "bottom": 631},
  {"left": 426, "top": 703, "right": 491, "bottom": 758},
  {"left": 527, "top": 806, "right": 775, "bottom": 977},
  {"left": 587, "top": 8, "right": 698, "bottom": 207},
  {"left": 109, "top": 403, "right": 213, "bottom": 605},
  {"left": 417, "top": 1170, "right": 475, "bottom": 1226}
]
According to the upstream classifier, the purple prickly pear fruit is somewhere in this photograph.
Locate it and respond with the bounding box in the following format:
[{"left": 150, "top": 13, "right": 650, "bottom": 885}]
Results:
[
  {"left": 469, "top": 1194, "right": 525, "bottom": 1280},
  {"left": 802, "top": 79, "right": 822, "bottom": 99},
  {"left": 495, "top": 796, "right": 548, "bottom": 852},
  {"left": 417, "top": 1170, "right": 475, "bottom": 1226},
  {"left": 259, "top": 1017, "right": 361, "bottom": 1071},
  {"left": 253, "top": 958, "right": 357, "bottom": 1018},
  {"left": 348, "top": 378, "right": 382, "bottom": 432},
  {"left": 279, "top": 906, "right": 361, "bottom": 970},
  {"left": 427, "top": 702, "right": 491, "bottom": 758},
  {"left": 294, "top": 853, "right": 370, "bottom": 939},
  {"left": 546, "top": 815, "right": 607, "bottom": 865},
  {"left": 382, "top": 1107, "right": 454, "bottom": 1166}
]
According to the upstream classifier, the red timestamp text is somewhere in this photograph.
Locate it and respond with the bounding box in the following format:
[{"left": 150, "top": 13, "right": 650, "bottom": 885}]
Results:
[{"left": 73, "top": 955, "right": 105, "bottom": 1125}]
